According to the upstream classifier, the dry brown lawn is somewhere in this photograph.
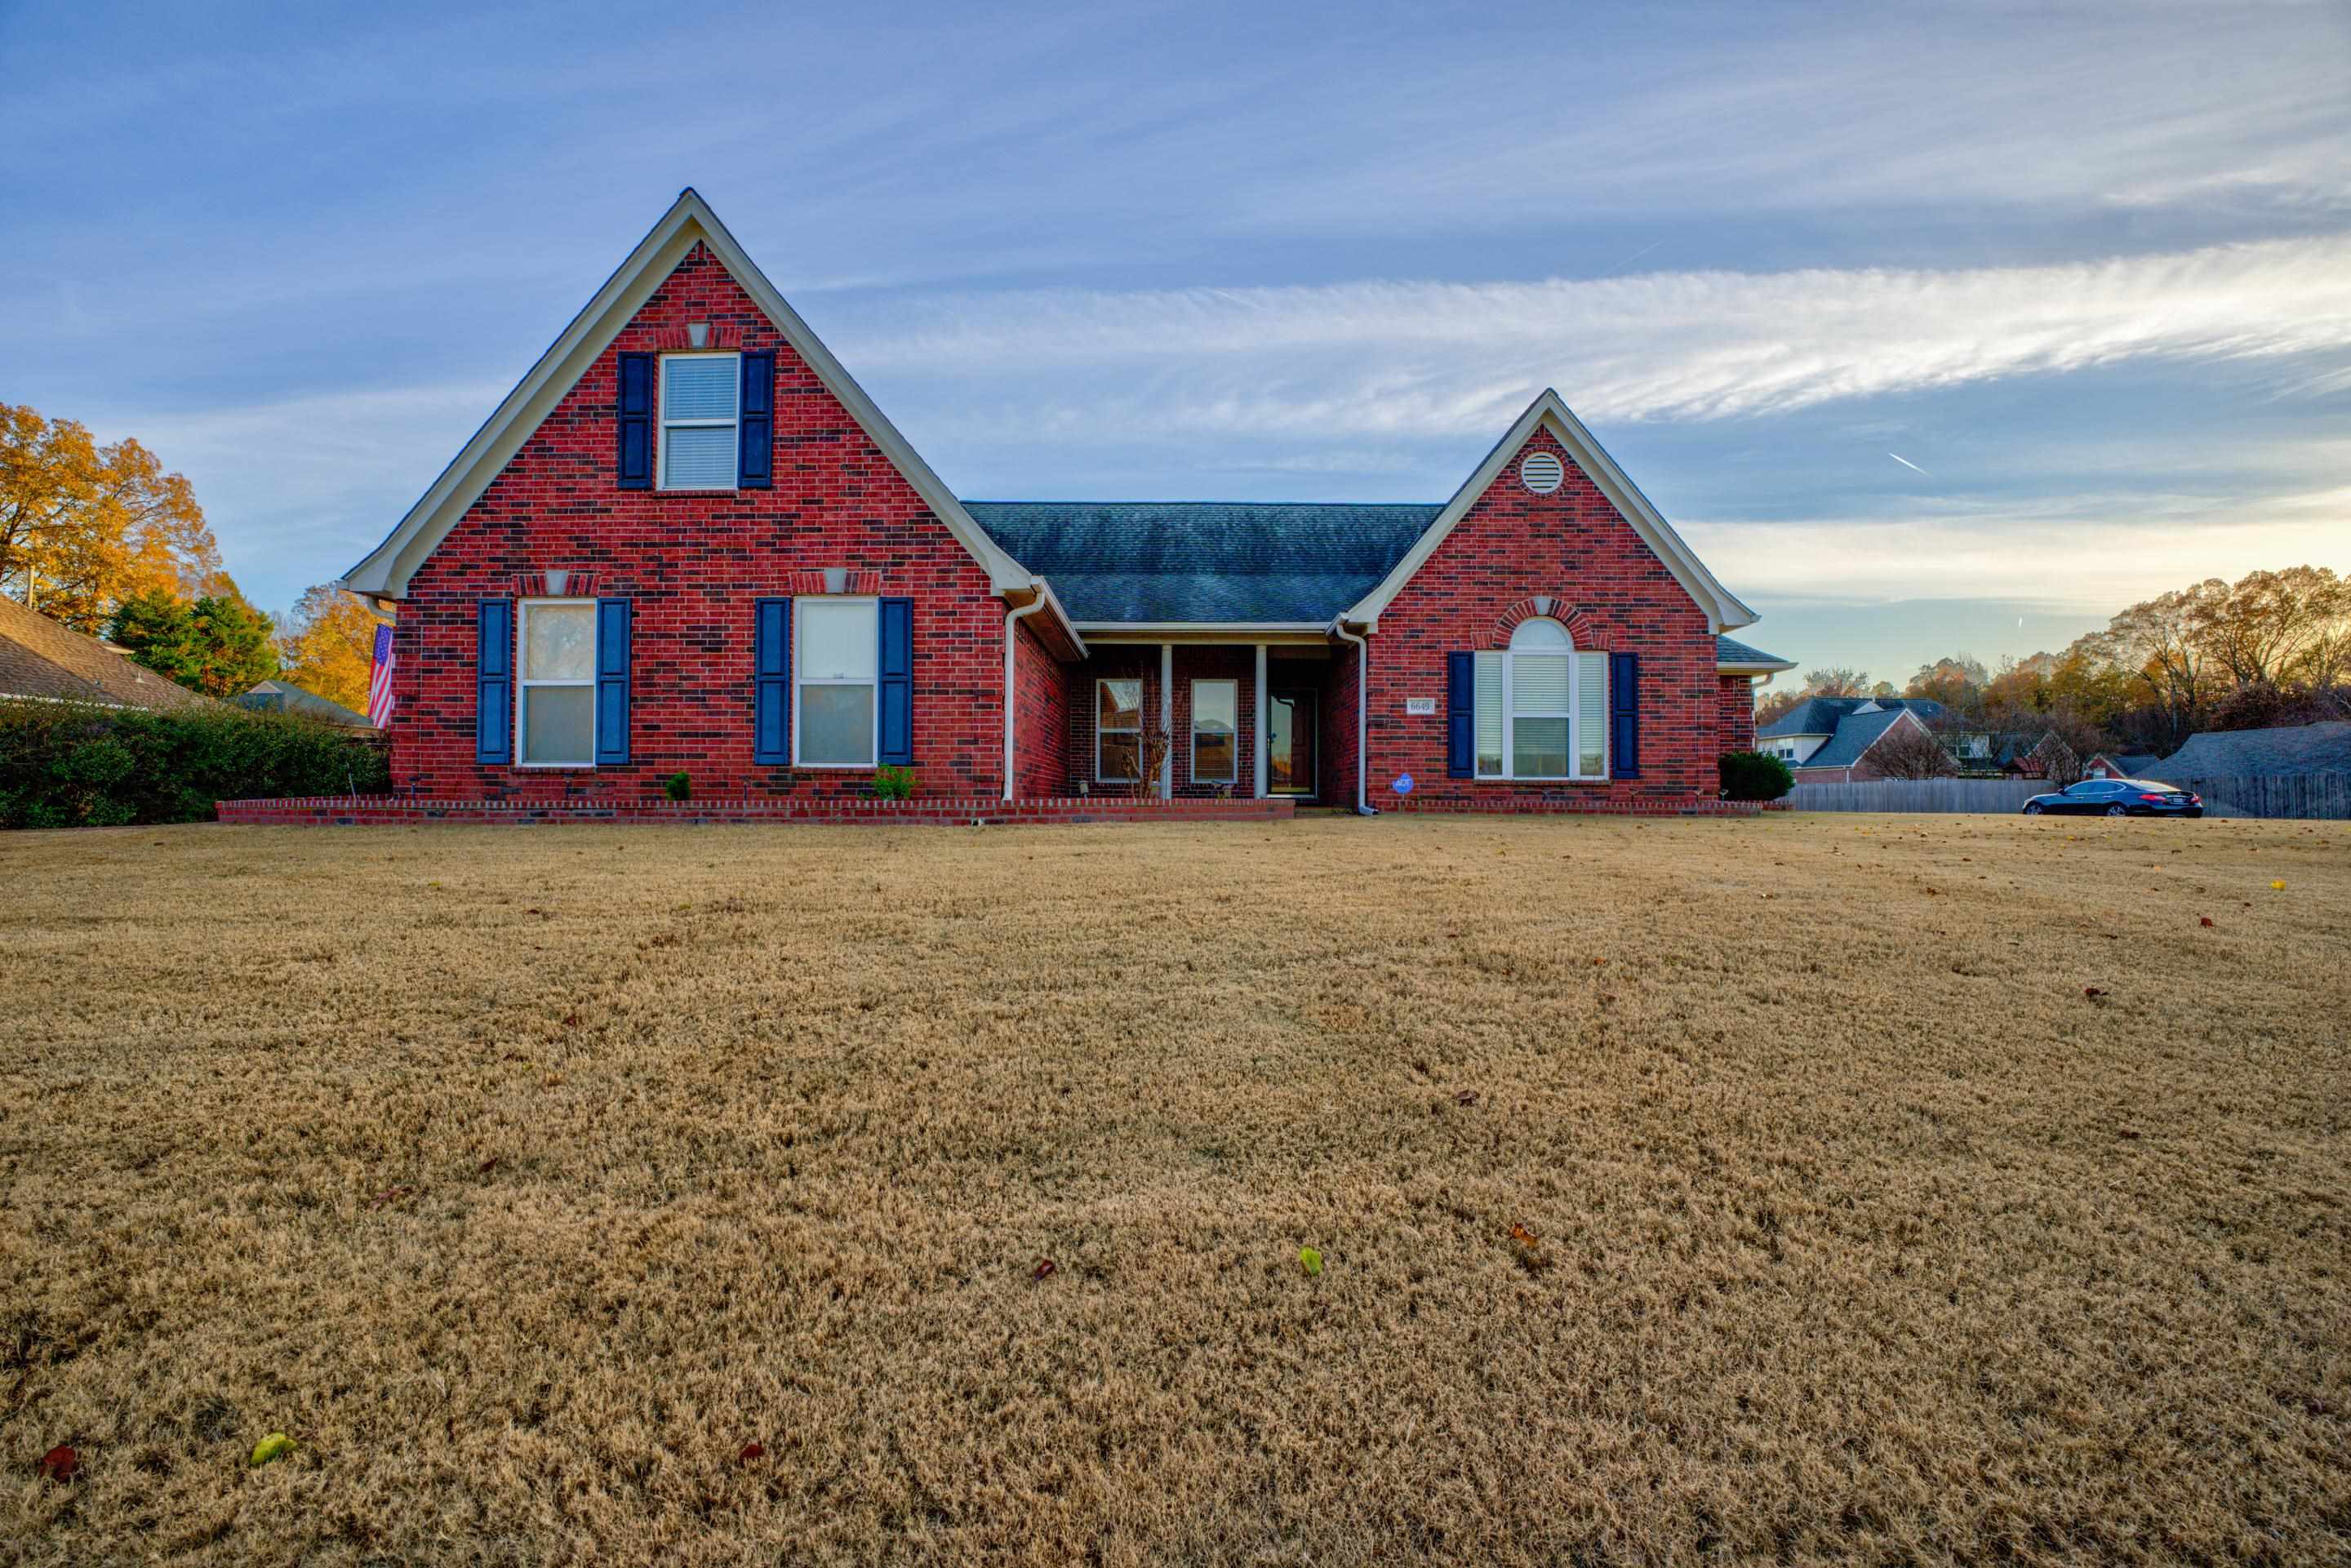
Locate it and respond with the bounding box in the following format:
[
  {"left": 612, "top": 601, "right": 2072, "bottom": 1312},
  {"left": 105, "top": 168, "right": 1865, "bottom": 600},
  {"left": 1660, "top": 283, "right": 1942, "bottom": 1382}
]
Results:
[{"left": 3, "top": 813, "right": 2348, "bottom": 1566}]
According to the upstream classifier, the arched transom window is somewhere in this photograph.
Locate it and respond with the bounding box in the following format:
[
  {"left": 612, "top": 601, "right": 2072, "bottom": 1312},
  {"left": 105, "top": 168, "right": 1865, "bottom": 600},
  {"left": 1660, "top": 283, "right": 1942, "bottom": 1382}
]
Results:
[{"left": 1473, "top": 617, "right": 1609, "bottom": 780}]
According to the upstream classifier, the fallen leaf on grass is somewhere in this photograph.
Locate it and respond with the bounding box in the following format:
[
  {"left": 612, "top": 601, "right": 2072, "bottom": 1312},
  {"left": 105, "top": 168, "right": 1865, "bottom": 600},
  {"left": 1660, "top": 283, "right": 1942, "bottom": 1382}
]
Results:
[
  {"left": 1299, "top": 1246, "right": 1324, "bottom": 1277},
  {"left": 2083, "top": 987, "right": 2107, "bottom": 999},
  {"left": 2199, "top": 917, "right": 2214, "bottom": 928},
  {"left": 2271, "top": 880, "right": 2286, "bottom": 891},
  {"left": 38, "top": 1445, "right": 78, "bottom": 1481},
  {"left": 1032, "top": 1259, "right": 1056, "bottom": 1281},
  {"left": 477, "top": 1156, "right": 502, "bottom": 1175},
  {"left": 738, "top": 1443, "right": 766, "bottom": 1464},
  {"left": 1509, "top": 1223, "right": 1540, "bottom": 1249},
  {"left": 250, "top": 1433, "right": 296, "bottom": 1467},
  {"left": 366, "top": 1185, "right": 413, "bottom": 1211},
  {"left": 1453, "top": 1090, "right": 1478, "bottom": 1106}
]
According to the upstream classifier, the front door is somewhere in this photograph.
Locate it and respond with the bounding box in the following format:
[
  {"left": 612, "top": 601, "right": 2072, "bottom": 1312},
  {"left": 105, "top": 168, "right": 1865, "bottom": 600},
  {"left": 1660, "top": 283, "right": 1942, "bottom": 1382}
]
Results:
[{"left": 1267, "top": 690, "right": 1317, "bottom": 796}]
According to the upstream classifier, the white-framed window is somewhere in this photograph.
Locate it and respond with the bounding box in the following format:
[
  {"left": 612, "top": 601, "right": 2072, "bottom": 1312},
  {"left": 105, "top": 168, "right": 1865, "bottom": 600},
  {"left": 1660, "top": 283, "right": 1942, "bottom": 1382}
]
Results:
[
  {"left": 1472, "top": 617, "right": 1607, "bottom": 780},
  {"left": 659, "top": 353, "right": 740, "bottom": 490},
  {"left": 1096, "top": 677, "right": 1142, "bottom": 782},
  {"left": 1191, "top": 679, "right": 1237, "bottom": 783},
  {"left": 518, "top": 598, "right": 596, "bottom": 766},
  {"left": 795, "top": 597, "right": 878, "bottom": 766}
]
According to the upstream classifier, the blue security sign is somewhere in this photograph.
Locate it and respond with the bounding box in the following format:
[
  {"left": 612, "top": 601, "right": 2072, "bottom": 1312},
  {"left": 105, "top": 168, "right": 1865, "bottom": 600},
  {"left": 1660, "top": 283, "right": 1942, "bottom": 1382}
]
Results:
[{"left": 1393, "top": 772, "right": 1415, "bottom": 795}]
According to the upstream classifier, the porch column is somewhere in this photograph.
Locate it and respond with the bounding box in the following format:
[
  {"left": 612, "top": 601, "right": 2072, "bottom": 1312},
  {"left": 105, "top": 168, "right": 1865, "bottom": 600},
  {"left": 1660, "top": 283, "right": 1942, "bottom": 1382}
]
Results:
[
  {"left": 1159, "top": 642, "right": 1174, "bottom": 799},
  {"left": 1253, "top": 643, "right": 1269, "bottom": 797}
]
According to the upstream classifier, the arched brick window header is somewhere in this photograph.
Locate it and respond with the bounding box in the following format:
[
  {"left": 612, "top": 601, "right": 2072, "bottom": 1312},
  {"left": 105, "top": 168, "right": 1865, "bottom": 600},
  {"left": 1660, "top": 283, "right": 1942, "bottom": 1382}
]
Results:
[{"left": 1493, "top": 596, "right": 1603, "bottom": 651}]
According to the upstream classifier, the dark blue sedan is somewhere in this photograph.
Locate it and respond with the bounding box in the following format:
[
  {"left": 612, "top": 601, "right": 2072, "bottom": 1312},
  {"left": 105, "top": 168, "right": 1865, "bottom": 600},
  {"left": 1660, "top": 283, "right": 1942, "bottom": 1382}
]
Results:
[{"left": 2022, "top": 778, "right": 2203, "bottom": 817}]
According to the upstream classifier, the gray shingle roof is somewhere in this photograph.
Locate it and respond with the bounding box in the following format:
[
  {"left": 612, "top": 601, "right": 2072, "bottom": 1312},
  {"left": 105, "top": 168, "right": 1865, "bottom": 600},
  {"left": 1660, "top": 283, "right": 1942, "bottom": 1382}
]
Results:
[
  {"left": 964, "top": 501, "right": 1440, "bottom": 624},
  {"left": 237, "top": 679, "right": 376, "bottom": 728},
  {"left": 1717, "top": 634, "right": 1791, "bottom": 667},
  {"left": 1759, "top": 695, "right": 1944, "bottom": 739},
  {"left": 1793, "top": 706, "right": 1912, "bottom": 770},
  {"left": 2158, "top": 722, "right": 2351, "bottom": 779}
]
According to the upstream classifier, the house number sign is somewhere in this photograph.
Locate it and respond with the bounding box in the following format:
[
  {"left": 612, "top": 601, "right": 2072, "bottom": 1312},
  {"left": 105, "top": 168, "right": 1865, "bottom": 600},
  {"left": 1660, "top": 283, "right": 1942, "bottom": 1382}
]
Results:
[{"left": 1404, "top": 697, "right": 1437, "bottom": 716}]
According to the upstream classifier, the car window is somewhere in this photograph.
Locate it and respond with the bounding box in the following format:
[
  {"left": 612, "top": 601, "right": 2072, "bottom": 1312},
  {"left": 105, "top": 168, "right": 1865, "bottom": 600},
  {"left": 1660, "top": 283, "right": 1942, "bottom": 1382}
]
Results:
[{"left": 2064, "top": 782, "right": 2105, "bottom": 796}]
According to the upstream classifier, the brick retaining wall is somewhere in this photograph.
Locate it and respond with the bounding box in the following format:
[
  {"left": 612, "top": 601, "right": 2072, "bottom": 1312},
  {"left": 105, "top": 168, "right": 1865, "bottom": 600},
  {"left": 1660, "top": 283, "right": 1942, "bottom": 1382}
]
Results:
[{"left": 216, "top": 795, "right": 1298, "bottom": 827}]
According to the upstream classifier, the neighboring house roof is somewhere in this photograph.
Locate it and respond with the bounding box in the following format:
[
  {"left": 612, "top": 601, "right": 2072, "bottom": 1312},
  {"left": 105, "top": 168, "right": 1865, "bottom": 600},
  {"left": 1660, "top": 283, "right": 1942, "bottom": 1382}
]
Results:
[
  {"left": 1759, "top": 695, "right": 1944, "bottom": 740},
  {"left": 1340, "top": 389, "right": 1758, "bottom": 634},
  {"left": 1716, "top": 634, "right": 1794, "bottom": 673},
  {"left": 1791, "top": 706, "right": 1920, "bottom": 771},
  {"left": 2113, "top": 753, "right": 2166, "bottom": 776},
  {"left": 236, "top": 679, "right": 375, "bottom": 728},
  {"left": 964, "top": 502, "right": 1438, "bottom": 625},
  {"left": 0, "top": 595, "right": 220, "bottom": 712},
  {"left": 2157, "top": 722, "right": 2351, "bottom": 779}
]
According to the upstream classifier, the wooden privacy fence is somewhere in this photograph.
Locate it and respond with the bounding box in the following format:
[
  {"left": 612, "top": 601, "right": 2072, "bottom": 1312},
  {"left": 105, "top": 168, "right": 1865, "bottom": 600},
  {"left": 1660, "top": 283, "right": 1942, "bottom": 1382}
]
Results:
[
  {"left": 1789, "top": 779, "right": 2041, "bottom": 814},
  {"left": 1788, "top": 774, "right": 2350, "bottom": 819}
]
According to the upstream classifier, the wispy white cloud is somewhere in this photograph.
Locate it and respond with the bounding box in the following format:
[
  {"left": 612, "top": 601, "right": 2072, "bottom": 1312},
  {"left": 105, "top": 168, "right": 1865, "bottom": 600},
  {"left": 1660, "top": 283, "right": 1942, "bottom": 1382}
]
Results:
[{"left": 839, "top": 234, "right": 2351, "bottom": 434}]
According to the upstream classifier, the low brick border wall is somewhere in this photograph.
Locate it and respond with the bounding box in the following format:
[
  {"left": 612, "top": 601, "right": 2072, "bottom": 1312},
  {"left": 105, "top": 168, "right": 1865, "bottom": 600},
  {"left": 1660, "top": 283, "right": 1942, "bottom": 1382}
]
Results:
[
  {"left": 1384, "top": 795, "right": 1767, "bottom": 816},
  {"left": 215, "top": 795, "right": 1297, "bottom": 827}
]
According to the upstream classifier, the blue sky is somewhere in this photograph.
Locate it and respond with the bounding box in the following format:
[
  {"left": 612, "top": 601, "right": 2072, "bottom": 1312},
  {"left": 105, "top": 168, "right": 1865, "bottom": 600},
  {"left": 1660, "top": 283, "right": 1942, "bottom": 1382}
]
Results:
[{"left": 3, "top": 0, "right": 2347, "bottom": 685}]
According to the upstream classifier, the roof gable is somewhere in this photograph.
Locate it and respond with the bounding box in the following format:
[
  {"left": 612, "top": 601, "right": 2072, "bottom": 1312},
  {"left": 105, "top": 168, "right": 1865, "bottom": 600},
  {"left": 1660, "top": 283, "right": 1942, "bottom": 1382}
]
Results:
[
  {"left": 1796, "top": 705, "right": 1927, "bottom": 770},
  {"left": 343, "top": 190, "right": 1026, "bottom": 601},
  {"left": 1343, "top": 390, "right": 1757, "bottom": 633}
]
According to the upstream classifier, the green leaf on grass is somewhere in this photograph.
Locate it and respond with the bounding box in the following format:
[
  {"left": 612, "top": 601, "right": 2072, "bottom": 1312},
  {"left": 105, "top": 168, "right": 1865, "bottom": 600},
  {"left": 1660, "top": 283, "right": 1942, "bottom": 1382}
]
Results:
[
  {"left": 251, "top": 1433, "right": 296, "bottom": 1467},
  {"left": 1299, "top": 1246, "right": 1323, "bottom": 1277}
]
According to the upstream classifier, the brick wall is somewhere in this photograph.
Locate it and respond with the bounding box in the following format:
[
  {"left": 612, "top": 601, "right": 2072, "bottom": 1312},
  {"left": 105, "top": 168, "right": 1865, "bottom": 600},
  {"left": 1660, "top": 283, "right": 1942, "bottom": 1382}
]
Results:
[
  {"left": 1718, "top": 675, "right": 1758, "bottom": 753},
  {"left": 1011, "top": 615, "right": 1069, "bottom": 798},
  {"left": 1366, "top": 427, "right": 1723, "bottom": 811},
  {"left": 390, "top": 242, "right": 1007, "bottom": 799}
]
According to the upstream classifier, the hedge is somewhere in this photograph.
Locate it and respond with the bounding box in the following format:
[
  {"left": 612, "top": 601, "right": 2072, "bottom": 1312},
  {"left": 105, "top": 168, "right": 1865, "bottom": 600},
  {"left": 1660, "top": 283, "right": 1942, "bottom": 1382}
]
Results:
[
  {"left": 1719, "top": 750, "right": 1796, "bottom": 802},
  {"left": 0, "top": 699, "right": 390, "bottom": 828}
]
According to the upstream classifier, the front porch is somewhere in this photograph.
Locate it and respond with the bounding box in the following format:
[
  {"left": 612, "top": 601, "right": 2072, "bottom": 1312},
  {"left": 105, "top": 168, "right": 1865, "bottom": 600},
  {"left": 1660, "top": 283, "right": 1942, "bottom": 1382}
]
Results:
[{"left": 1060, "top": 633, "right": 1355, "bottom": 806}]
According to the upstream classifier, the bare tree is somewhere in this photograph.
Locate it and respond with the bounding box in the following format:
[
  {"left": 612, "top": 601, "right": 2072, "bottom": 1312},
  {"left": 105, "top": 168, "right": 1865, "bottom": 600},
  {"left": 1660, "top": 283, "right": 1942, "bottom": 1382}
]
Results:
[
  {"left": 1869, "top": 720, "right": 1958, "bottom": 780},
  {"left": 1129, "top": 716, "right": 1173, "bottom": 799}
]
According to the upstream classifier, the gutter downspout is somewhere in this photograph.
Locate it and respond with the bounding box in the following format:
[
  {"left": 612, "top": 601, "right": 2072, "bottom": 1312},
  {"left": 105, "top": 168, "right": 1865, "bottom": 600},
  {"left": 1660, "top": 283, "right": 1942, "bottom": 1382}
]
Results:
[
  {"left": 1002, "top": 590, "right": 1049, "bottom": 801},
  {"left": 1330, "top": 617, "right": 1375, "bottom": 815}
]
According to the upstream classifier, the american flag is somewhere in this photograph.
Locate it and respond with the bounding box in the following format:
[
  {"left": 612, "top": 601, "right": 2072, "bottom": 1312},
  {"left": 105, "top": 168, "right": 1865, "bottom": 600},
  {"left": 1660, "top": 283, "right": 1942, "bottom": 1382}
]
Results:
[{"left": 366, "top": 623, "right": 397, "bottom": 728}]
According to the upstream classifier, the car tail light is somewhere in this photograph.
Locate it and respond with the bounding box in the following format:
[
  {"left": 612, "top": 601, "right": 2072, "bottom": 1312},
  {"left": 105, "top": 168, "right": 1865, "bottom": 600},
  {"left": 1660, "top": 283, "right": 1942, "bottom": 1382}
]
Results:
[{"left": 2139, "top": 793, "right": 2165, "bottom": 802}]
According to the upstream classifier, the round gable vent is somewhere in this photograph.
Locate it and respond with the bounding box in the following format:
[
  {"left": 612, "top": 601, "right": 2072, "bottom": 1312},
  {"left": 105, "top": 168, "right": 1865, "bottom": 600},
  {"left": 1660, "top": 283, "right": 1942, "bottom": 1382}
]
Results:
[{"left": 1519, "top": 452, "right": 1565, "bottom": 494}]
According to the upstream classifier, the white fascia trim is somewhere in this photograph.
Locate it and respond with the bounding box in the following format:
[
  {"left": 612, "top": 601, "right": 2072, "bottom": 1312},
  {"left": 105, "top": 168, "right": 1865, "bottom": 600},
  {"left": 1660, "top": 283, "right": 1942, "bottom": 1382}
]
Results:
[
  {"left": 1011, "top": 578, "right": 1087, "bottom": 659},
  {"left": 1719, "top": 658, "right": 1798, "bottom": 675},
  {"left": 1342, "top": 389, "right": 1758, "bottom": 635},
  {"left": 343, "top": 189, "right": 1029, "bottom": 599}
]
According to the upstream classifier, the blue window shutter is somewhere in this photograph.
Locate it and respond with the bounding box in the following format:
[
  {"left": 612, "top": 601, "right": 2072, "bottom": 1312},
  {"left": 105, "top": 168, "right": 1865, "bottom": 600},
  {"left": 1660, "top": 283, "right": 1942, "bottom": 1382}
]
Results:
[
  {"left": 878, "top": 597, "right": 913, "bottom": 766},
  {"left": 594, "top": 598, "right": 632, "bottom": 764},
  {"left": 1446, "top": 651, "right": 1473, "bottom": 777},
  {"left": 738, "top": 352, "right": 774, "bottom": 489},
  {"left": 753, "top": 597, "right": 790, "bottom": 765},
  {"left": 1610, "top": 651, "right": 1641, "bottom": 779},
  {"left": 616, "top": 353, "right": 653, "bottom": 490},
  {"left": 475, "top": 600, "right": 513, "bottom": 763}
]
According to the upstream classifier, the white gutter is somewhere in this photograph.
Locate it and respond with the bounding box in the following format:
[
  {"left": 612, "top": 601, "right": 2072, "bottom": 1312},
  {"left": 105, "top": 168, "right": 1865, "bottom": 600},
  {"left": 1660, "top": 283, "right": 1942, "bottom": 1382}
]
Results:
[
  {"left": 1329, "top": 618, "right": 1374, "bottom": 815},
  {"left": 1002, "top": 591, "right": 1051, "bottom": 800}
]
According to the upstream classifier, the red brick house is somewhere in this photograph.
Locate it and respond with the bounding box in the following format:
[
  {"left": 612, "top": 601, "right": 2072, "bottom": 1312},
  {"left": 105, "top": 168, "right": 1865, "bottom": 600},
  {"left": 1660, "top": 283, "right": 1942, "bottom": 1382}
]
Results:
[{"left": 341, "top": 191, "right": 1789, "bottom": 814}]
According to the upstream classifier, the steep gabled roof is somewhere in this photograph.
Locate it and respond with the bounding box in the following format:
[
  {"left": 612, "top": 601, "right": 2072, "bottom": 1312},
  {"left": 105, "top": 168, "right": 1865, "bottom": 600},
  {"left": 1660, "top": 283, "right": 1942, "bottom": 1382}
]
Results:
[
  {"left": 342, "top": 189, "right": 1029, "bottom": 602},
  {"left": 1342, "top": 389, "right": 1758, "bottom": 633},
  {"left": 2158, "top": 721, "right": 2351, "bottom": 779},
  {"left": 965, "top": 501, "right": 1438, "bottom": 624},
  {"left": 1760, "top": 695, "right": 1944, "bottom": 739},
  {"left": 0, "top": 596, "right": 221, "bottom": 712},
  {"left": 1793, "top": 705, "right": 1926, "bottom": 771}
]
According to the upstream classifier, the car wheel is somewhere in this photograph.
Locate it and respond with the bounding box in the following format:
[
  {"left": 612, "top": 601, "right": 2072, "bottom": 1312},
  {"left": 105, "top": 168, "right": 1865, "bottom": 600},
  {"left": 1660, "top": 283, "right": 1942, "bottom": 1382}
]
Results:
[
  {"left": 2105, "top": 804, "right": 2126, "bottom": 817},
  {"left": 2024, "top": 802, "right": 2042, "bottom": 815}
]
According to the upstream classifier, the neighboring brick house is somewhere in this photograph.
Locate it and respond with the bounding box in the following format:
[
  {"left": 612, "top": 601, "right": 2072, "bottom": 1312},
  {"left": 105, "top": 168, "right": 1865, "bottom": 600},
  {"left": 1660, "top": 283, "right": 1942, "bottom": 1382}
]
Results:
[
  {"left": 341, "top": 190, "right": 1789, "bottom": 813},
  {"left": 1759, "top": 697, "right": 1947, "bottom": 784}
]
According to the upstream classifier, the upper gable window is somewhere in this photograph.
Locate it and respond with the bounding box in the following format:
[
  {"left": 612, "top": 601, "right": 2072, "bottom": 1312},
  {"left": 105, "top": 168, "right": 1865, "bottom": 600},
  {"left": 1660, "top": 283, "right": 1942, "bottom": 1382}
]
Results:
[{"left": 660, "top": 353, "right": 740, "bottom": 490}]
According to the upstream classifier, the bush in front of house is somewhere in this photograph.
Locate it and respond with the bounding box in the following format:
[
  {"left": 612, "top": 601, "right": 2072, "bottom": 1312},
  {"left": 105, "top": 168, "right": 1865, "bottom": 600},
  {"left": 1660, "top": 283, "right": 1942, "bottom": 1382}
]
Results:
[
  {"left": 0, "top": 699, "right": 390, "bottom": 828},
  {"left": 1719, "top": 750, "right": 1795, "bottom": 802},
  {"left": 873, "top": 765, "right": 915, "bottom": 802}
]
